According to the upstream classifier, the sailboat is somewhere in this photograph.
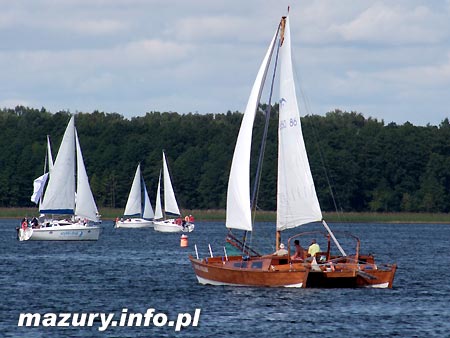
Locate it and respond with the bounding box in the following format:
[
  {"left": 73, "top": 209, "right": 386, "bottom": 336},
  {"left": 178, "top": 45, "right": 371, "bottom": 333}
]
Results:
[
  {"left": 18, "top": 116, "right": 101, "bottom": 241},
  {"left": 115, "top": 163, "right": 154, "bottom": 228},
  {"left": 153, "top": 151, "right": 194, "bottom": 233},
  {"left": 189, "top": 12, "right": 310, "bottom": 287},
  {"left": 189, "top": 10, "right": 396, "bottom": 288}
]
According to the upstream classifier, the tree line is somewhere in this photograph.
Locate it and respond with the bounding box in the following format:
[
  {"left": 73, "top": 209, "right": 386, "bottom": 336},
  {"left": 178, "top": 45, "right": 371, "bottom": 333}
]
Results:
[{"left": 1, "top": 106, "right": 450, "bottom": 213}]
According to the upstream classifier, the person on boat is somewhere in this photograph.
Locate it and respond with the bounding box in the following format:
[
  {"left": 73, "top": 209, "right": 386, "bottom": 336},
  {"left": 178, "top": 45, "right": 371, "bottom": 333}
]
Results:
[
  {"left": 21, "top": 218, "right": 28, "bottom": 230},
  {"left": 274, "top": 243, "right": 289, "bottom": 256},
  {"left": 176, "top": 217, "right": 182, "bottom": 225},
  {"left": 184, "top": 215, "right": 189, "bottom": 223},
  {"left": 31, "top": 217, "right": 39, "bottom": 228},
  {"left": 308, "top": 239, "right": 321, "bottom": 258},
  {"left": 291, "top": 240, "right": 304, "bottom": 261},
  {"left": 188, "top": 214, "right": 194, "bottom": 223}
]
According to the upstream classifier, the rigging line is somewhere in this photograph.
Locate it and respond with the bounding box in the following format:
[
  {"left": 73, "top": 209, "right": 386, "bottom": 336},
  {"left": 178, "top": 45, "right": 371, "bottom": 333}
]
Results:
[
  {"left": 306, "top": 103, "right": 341, "bottom": 216},
  {"left": 290, "top": 52, "right": 343, "bottom": 218}
]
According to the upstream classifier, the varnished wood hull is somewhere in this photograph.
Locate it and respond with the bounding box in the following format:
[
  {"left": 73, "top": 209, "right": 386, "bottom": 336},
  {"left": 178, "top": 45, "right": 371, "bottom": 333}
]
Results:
[
  {"left": 306, "top": 263, "right": 397, "bottom": 289},
  {"left": 189, "top": 255, "right": 310, "bottom": 288}
]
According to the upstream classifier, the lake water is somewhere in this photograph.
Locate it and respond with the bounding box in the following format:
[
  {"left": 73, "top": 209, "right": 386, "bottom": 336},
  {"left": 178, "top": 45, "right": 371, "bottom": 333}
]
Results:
[{"left": 1, "top": 219, "right": 449, "bottom": 337}]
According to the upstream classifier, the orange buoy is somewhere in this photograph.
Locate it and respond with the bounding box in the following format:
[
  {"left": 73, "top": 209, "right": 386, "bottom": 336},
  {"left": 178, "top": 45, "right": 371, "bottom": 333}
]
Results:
[{"left": 180, "top": 234, "right": 188, "bottom": 247}]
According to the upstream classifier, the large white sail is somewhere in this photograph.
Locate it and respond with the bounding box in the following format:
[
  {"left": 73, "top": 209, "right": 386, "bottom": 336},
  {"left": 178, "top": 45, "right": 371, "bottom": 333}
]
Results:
[
  {"left": 162, "top": 151, "right": 180, "bottom": 216},
  {"left": 75, "top": 130, "right": 99, "bottom": 221},
  {"left": 40, "top": 116, "right": 76, "bottom": 214},
  {"left": 154, "top": 172, "right": 163, "bottom": 220},
  {"left": 276, "top": 16, "right": 322, "bottom": 231},
  {"left": 225, "top": 29, "right": 279, "bottom": 231},
  {"left": 124, "top": 164, "right": 142, "bottom": 216}
]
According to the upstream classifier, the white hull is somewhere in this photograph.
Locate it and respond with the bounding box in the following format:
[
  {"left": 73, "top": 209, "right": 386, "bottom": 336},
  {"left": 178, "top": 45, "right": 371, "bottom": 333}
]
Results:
[
  {"left": 18, "top": 223, "right": 100, "bottom": 241},
  {"left": 153, "top": 220, "right": 195, "bottom": 233},
  {"left": 115, "top": 218, "right": 154, "bottom": 228}
]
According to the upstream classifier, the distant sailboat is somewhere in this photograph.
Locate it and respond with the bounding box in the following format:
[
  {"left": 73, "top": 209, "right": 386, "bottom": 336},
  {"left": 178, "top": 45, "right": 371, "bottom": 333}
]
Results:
[
  {"left": 115, "top": 163, "right": 154, "bottom": 228},
  {"left": 18, "top": 116, "right": 101, "bottom": 241},
  {"left": 153, "top": 151, "right": 194, "bottom": 233}
]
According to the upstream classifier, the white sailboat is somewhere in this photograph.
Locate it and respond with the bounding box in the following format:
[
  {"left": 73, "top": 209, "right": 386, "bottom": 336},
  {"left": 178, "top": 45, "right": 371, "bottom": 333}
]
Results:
[
  {"left": 18, "top": 116, "right": 101, "bottom": 241},
  {"left": 153, "top": 151, "right": 194, "bottom": 233},
  {"left": 115, "top": 163, "right": 154, "bottom": 228}
]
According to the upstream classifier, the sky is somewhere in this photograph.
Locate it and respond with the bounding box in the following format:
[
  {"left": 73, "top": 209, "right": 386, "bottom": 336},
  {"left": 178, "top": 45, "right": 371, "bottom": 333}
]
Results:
[{"left": 1, "top": 0, "right": 449, "bottom": 126}]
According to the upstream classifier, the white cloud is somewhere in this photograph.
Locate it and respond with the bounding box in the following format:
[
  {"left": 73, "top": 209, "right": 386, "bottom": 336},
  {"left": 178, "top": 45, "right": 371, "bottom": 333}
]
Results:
[{"left": 330, "top": 2, "right": 448, "bottom": 44}]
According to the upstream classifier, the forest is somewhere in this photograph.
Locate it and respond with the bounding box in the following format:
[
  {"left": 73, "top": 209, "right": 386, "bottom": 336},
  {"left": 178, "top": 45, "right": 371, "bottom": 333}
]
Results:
[{"left": 1, "top": 106, "right": 450, "bottom": 213}]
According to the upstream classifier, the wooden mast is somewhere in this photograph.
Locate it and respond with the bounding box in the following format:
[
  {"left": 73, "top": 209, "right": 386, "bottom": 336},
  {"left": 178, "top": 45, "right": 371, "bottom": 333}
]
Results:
[{"left": 275, "top": 15, "right": 287, "bottom": 251}]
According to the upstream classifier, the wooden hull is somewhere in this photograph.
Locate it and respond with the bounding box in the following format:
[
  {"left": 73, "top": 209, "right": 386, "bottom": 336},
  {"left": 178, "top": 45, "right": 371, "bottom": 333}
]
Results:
[
  {"left": 115, "top": 218, "right": 154, "bottom": 228},
  {"left": 189, "top": 255, "right": 310, "bottom": 288},
  {"left": 306, "top": 263, "right": 397, "bottom": 289}
]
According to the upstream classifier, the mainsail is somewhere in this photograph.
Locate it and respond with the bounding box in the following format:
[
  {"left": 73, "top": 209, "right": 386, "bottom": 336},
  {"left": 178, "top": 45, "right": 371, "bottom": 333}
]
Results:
[
  {"left": 40, "top": 116, "right": 76, "bottom": 214},
  {"left": 276, "top": 16, "right": 322, "bottom": 231}
]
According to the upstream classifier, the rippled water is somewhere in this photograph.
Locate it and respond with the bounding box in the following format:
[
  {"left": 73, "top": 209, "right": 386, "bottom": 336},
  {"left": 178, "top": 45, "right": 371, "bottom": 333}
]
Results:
[{"left": 1, "top": 219, "right": 449, "bottom": 337}]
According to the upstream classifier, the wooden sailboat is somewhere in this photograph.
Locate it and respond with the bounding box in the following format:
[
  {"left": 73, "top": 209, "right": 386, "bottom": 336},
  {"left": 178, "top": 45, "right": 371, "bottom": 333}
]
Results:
[
  {"left": 190, "top": 10, "right": 396, "bottom": 288},
  {"left": 189, "top": 12, "right": 310, "bottom": 287},
  {"left": 153, "top": 151, "right": 195, "bottom": 233},
  {"left": 18, "top": 116, "right": 101, "bottom": 241},
  {"left": 115, "top": 163, "right": 154, "bottom": 228}
]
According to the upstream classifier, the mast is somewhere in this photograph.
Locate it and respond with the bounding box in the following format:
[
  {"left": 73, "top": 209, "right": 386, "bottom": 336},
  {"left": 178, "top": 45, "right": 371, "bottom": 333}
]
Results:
[{"left": 275, "top": 15, "right": 287, "bottom": 250}]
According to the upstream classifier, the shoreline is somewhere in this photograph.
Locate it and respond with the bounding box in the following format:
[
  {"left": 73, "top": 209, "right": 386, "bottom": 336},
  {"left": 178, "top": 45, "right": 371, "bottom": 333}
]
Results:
[{"left": 2, "top": 208, "right": 450, "bottom": 223}]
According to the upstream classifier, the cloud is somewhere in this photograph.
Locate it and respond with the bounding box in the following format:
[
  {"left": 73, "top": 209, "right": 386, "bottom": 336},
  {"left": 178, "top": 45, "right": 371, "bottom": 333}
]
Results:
[{"left": 329, "top": 2, "right": 449, "bottom": 44}]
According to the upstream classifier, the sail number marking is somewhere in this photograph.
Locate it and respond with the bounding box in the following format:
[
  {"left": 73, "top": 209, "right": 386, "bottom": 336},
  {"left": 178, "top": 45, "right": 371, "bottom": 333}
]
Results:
[{"left": 280, "top": 118, "right": 298, "bottom": 130}]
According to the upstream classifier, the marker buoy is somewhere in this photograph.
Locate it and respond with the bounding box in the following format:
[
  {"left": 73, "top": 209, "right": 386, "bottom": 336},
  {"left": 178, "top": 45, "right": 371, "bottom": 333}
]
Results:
[{"left": 180, "top": 234, "right": 188, "bottom": 247}]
